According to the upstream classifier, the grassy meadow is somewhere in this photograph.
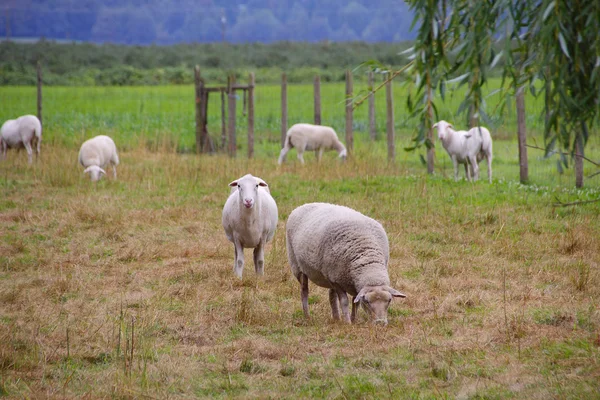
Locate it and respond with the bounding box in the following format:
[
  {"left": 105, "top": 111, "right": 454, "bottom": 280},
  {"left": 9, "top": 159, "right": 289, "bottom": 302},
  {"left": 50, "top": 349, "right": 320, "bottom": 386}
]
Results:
[{"left": 1, "top": 82, "right": 600, "bottom": 398}]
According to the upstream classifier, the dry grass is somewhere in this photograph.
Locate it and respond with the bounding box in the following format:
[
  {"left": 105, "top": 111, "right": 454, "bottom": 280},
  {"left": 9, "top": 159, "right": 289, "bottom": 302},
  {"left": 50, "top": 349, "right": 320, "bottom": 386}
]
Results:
[{"left": 0, "top": 144, "right": 599, "bottom": 399}]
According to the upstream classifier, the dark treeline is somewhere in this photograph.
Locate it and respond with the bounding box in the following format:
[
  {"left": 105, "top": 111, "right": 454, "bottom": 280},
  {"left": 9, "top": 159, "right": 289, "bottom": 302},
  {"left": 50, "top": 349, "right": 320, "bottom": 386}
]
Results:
[
  {"left": 0, "top": 40, "right": 412, "bottom": 86},
  {"left": 1, "top": 0, "right": 415, "bottom": 45}
]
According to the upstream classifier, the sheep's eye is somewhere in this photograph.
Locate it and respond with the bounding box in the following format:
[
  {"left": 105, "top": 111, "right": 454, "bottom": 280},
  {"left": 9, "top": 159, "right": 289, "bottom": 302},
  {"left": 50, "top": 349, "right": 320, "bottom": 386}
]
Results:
[{"left": 255, "top": 184, "right": 259, "bottom": 188}]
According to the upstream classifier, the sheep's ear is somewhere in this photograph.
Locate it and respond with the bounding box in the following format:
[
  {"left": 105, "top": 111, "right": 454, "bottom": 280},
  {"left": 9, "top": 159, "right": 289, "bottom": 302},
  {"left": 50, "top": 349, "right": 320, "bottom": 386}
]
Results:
[
  {"left": 228, "top": 180, "right": 238, "bottom": 187},
  {"left": 432, "top": 122, "right": 438, "bottom": 129},
  {"left": 258, "top": 182, "right": 268, "bottom": 187},
  {"left": 464, "top": 133, "right": 472, "bottom": 139},
  {"left": 354, "top": 288, "right": 366, "bottom": 303},
  {"left": 448, "top": 123, "right": 454, "bottom": 129},
  {"left": 386, "top": 287, "right": 406, "bottom": 298},
  {"left": 99, "top": 168, "right": 106, "bottom": 175},
  {"left": 83, "top": 166, "right": 92, "bottom": 174}
]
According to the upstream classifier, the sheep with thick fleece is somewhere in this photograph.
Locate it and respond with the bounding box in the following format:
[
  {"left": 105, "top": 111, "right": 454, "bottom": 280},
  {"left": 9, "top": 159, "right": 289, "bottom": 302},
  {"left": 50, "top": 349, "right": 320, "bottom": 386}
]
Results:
[
  {"left": 434, "top": 120, "right": 492, "bottom": 182},
  {"left": 286, "top": 203, "right": 405, "bottom": 325},
  {"left": 467, "top": 125, "right": 493, "bottom": 183},
  {"left": 0, "top": 115, "right": 42, "bottom": 163},
  {"left": 78, "top": 135, "right": 119, "bottom": 182},
  {"left": 222, "top": 174, "right": 278, "bottom": 278},
  {"left": 278, "top": 123, "right": 347, "bottom": 164}
]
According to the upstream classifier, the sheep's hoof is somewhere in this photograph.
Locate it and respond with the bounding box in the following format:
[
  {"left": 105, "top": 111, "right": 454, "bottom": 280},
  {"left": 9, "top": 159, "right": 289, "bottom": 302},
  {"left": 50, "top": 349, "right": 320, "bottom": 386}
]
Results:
[{"left": 255, "top": 261, "right": 264, "bottom": 276}]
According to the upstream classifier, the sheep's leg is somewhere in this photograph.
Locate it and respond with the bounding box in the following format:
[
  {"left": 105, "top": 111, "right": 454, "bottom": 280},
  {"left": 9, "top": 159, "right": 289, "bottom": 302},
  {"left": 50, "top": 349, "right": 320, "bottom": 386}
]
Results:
[
  {"left": 253, "top": 242, "right": 264, "bottom": 276},
  {"left": 470, "top": 156, "right": 480, "bottom": 181},
  {"left": 452, "top": 156, "right": 460, "bottom": 181},
  {"left": 316, "top": 148, "right": 324, "bottom": 163},
  {"left": 464, "top": 162, "right": 471, "bottom": 182},
  {"left": 329, "top": 289, "right": 340, "bottom": 320},
  {"left": 24, "top": 142, "right": 33, "bottom": 164},
  {"left": 278, "top": 146, "right": 290, "bottom": 164},
  {"left": 336, "top": 289, "right": 351, "bottom": 323},
  {"left": 351, "top": 297, "right": 358, "bottom": 322},
  {"left": 233, "top": 240, "right": 244, "bottom": 279},
  {"left": 0, "top": 141, "right": 6, "bottom": 160},
  {"left": 297, "top": 150, "right": 305, "bottom": 165},
  {"left": 112, "top": 163, "right": 117, "bottom": 179},
  {"left": 300, "top": 273, "right": 310, "bottom": 318}
]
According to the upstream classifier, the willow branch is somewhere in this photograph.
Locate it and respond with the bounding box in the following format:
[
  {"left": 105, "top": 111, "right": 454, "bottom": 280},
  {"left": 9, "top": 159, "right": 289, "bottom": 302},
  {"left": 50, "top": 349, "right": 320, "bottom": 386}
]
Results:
[
  {"left": 525, "top": 144, "right": 600, "bottom": 167},
  {"left": 352, "top": 60, "right": 415, "bottom": 110}
]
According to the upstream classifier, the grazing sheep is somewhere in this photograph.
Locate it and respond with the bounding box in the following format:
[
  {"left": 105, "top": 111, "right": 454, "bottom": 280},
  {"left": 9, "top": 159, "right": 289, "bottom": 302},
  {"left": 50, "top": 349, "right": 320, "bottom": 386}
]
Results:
[
  {"left": 78, "top": 135, "right": 119, "bottom": 182},
  {"left": 222, "top": 174, "right": 278, "bottom": 278},
  {"left": 0, "top": 115, "right": 42, "bottom": 163},
  {"left": 278, "top": 123, "right": 347, "bottom": 165},
  {"left": 467, "top": 125, "right": 493, "bottom": 183},
  {"left": 285, "top": 203, "right": 406, "bottom": 325},
  {"left": 434, "top": 120, "right": 492, "bottom": 182}
]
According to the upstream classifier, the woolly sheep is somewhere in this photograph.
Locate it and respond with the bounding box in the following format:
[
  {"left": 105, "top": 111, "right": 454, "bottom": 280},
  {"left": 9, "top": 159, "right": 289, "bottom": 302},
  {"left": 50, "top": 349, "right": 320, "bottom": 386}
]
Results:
[
  {"left": 434, "top": 120, "right": 493, "bottom": 182},
  {"left": 278, "top": 123, "right": 347, "bottom": 165},
  {"left": 285, "top": 203, "right": 406, "bottom": 325},
  {"left": 78, "top": 135, "right": 120, "bottom": 182},
  {"left": 222, "top": 174, "right": 278, "bottom": 278},
  {"left": 0, "top": 115, "right": 42, "bottom": 163}
]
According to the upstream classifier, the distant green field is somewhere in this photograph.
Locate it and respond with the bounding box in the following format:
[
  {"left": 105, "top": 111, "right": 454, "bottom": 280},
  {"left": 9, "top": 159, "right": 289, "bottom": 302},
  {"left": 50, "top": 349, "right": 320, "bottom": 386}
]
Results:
[{"left": 0, "top": 80, "right": 597, "bottom": 188}]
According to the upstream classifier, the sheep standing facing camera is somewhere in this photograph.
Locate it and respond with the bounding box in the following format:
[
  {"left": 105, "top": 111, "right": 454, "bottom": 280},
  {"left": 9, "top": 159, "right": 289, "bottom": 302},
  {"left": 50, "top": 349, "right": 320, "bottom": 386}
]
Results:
[
  {"left": 278, "top": 123, "right": 347, "bottom": 164},
  {"left": 78, "top": 135, "right": 119, "bottom": 182},
  {"left": 0, "top": 115, "right": 42, "bottom": 163},
  {"left": 222, "top": 174, "right": 278, "bottom": 278},
  {"left": 285, "top": 202, "right": 406, "bottom": 325}
]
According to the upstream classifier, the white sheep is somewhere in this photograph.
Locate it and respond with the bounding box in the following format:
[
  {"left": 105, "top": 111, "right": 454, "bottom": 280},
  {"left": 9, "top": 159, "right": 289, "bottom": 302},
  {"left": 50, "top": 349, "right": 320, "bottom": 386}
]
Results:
[
  {"left": 433, "top": 120, "right": 492, "bottom": 182},
  {"left": 285, "top": 203, "right": 406, "bottom": 325},
  {"left": 78, "top": 135, "right": 119, "bottom": 182},
  {"left": 278, "top": 123, "right": 347, "bottom": 165},
  {"left": 222, "top": 174, "right": 278, "bottom": 278},
  {"left": 0, "top": 115, "right": 42, "bottom": 163},
  {"left": 467, "top": 125, "right": 493, "bottom": 183}
]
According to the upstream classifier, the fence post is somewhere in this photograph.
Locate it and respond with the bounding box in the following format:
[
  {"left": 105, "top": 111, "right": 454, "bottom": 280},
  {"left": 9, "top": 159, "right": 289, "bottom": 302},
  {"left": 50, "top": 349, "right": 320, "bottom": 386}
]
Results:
[
  {"left": 368, "top": 71, "right": 376, "bottom": 141},
  {"left": 248, "top": 72, "right": 255, "bottom": 159},
  {"left": 427, "top": 86, "right": 435, "bottom": 174},
  {"left": 37, "top": 61, "right": 42, "bottom": 127},
  {"left": 227, "top": 75, "right": 237, "bottom": 157},
  {"left": 194, "top": 66, "right": 202, "bottom": 154},
  {"left": 314, "top": 75, "right": 321, "bottom": 125},
  {"left": 345, "top": 70, "right": 353, "bottom": 153},
  {"left": 281, "top": 73, "right": 288, "bottom": 147},
  {"left": 385, "top": 72, "right": 395, "bottom": 162},
  {"left": 516, "top": 87, "right": 528, "bottom": 184},
  {"left": 221, "top": 90, "right": 226, "bottom": 150}
]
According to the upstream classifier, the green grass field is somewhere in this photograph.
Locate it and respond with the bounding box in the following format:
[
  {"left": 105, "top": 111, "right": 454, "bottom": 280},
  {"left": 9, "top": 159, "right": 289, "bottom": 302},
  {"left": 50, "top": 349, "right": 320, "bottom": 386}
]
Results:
[{"left": 0, "top": 82, "right": 599, "bottom": 398}]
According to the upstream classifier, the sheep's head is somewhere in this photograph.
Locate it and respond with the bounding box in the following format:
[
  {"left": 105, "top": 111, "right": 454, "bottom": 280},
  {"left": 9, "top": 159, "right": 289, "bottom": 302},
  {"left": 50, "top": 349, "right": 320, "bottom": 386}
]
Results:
[
  {"left": 338, "top": 147, "right": 347, "bottom": 161},
  {"left": 84, "top": 165, "right": 106, "bottom": 182},
  {"left": 229, "top": 174, "right": 268, "bottom": 209},
  {"left": 432, "top": 120, "right": 453, "bottom": 141},
  {"left": 354, "top": 285, "right": 406, "bottom": 326}
]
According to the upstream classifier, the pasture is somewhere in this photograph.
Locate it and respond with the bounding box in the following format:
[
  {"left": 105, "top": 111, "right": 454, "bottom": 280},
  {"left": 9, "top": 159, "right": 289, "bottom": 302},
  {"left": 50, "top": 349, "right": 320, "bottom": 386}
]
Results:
[{"left": 0, "top": 83, "right": 599, "bottom": 398}]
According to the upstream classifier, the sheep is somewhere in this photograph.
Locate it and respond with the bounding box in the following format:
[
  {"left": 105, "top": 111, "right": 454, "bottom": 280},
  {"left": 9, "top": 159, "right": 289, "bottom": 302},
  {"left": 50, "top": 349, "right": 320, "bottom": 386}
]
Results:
[
  {"left": 467, "top": 125, "right": 493, "bottom": 183},
  {"left": 285, "top": 203, "right": 406, "bottom": 325},
  {"left": 278, "top": 123, "right": 347, "bottom": 165},
  {"left": 222, "top": 174, "right": 278, "bottom": 279},
  {"left": 78, "top": 135, "right": 120, "bottom": 182},
  {"left": 0, "top": 115, "right": 42, "bottom": 163},
  {"left": 433, "top": 120, "right": 493, "bottom": 182}
]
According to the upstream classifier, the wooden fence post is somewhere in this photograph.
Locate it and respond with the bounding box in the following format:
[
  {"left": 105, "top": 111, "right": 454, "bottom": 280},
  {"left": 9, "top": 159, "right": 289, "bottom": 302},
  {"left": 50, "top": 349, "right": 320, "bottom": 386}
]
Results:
[
  {"left": 345, "top": 70, "right": 353, "bottom": 153},
  {"left": 37, "top": 61, "right": 42, "bottom": 127},
  {"left": 385, "top": 72, "right": 395, "bottom": 162},
  {"left": 427, "top": 86, "right": 435, "bottom": 174},
  {"left": 314, "top": 75, "right": 321, "bottom": 125},
  {"left": 227, "top": 75, "right": 237, "bottom": 157},
  {"left": 281, "top": 73, "right": 288, "bottom": 147},
  {"left": 516, "top": 87, "right": 528, "bottom": 184},
  {"left": 248, "top": 73, "right": 255, "bottom": 159},
  {"left": 221, "top": 90, "right": 226, "bottom": 150},
  {"left": 194, "top": 66, "right": 203, "bottom": 154},
  {"left": 368, "top": 71, "right": 376, "bottom": 141}
]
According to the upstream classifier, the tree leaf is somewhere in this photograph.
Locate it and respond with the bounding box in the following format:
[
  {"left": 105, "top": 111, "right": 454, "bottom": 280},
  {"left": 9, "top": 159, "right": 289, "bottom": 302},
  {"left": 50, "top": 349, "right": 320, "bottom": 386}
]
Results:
[
  {"left": 558, "top": 33, "right": 570, "bottom": 59},
  {"left": 543, "top": 1, "right": 555, "bottom": 21}
]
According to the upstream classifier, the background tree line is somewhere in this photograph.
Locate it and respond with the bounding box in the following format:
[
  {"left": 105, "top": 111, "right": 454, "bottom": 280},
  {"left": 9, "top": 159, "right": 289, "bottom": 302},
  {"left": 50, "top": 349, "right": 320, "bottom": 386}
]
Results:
[
  {"left": 0, "top": 40, "right": 415, "bottom": 85},
  {"left": 1, "top": 0, "right": 415, "bottom": 44}
]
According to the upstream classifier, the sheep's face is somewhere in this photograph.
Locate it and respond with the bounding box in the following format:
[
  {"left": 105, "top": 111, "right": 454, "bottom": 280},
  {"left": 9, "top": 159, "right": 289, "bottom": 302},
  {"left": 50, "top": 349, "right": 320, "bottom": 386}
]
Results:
[
  {"left": 433, "top": 120, "right": 453, "bottom": 141},
  {"left": 229, "top": 175, "right": 268, "bottom": 209},
  {"left": 355, "top": 286, "right": 406, "bottom": 326},
  {"left": 84, "top": 166, "right": 106, "bottom": 182}
]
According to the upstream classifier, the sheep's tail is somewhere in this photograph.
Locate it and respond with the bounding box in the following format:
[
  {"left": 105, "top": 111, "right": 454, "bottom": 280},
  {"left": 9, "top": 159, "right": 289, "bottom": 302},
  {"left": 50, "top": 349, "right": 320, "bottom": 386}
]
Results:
[{"left": 283, "top": 130, "right": 294, "bottom": 149}]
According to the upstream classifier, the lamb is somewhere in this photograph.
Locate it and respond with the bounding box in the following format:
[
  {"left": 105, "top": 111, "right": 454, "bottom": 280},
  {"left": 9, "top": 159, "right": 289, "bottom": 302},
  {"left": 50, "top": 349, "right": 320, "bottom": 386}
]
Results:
[
  {"left": 278, "top": 123, "right": 347, "bottom": 165},
  {"left": 433, "top": 120, "right": 493, "bottom": 182},
  {"left": 285, "top": 203, "right": 406, "bottom": 325},
  {"left": 78, "top": 135, "right": 120, "bottom": 182},
  {"left": 0, "top": 115, "right": 42, "bottom": 163},
  {"left": 222, "top": 174, "right": 278, "bottom": 278}
]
